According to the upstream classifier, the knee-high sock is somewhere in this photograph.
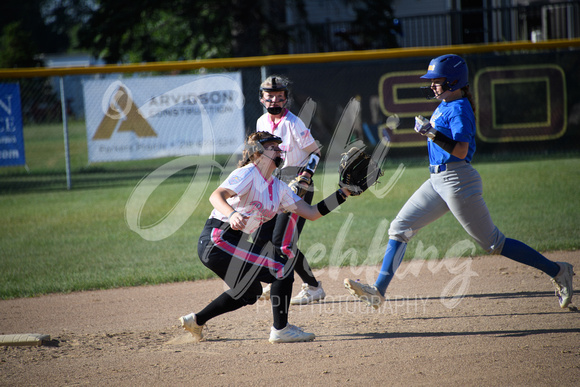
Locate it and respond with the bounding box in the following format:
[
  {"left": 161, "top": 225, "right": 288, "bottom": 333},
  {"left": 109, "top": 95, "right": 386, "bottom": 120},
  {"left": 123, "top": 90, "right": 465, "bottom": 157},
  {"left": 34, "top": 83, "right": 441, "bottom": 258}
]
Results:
[
  {"left": 293, "top": 250, "right": 318, "bottom": 287},
  {"left": 374, "top": 239, "right": 407, "bottom": 295},
  {"left": 270, "top": 275, "right": 294, "bottom": 330},
  {"left": 501, "top": 238, "right": 559, "bottom": 277},
  {"left": 195, "top": 292, "right": 248, "bottom": 326}
]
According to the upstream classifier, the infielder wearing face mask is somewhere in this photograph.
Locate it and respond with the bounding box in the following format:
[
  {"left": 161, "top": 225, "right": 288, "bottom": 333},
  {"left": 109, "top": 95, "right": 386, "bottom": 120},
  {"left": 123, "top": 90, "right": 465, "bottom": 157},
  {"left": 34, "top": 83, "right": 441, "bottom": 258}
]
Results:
[
  {"left": 179, "top": 131, "right": 359, "bottom": 343},
  {"left": 256, "top": 75, "right": 325, "bottom": 306},
  {"left": 259, "top": 76, "right": 289, "bottom": 115},
  {"left": 242, "top": 134, "right": 285, "bottom": 168}
]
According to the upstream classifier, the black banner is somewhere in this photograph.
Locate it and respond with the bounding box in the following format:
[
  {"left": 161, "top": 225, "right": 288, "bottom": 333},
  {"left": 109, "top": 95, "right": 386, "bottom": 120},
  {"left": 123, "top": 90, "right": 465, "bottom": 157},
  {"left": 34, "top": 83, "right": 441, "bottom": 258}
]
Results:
[{"left": 271, "top": 49, "right": 580, "bottom": 157}]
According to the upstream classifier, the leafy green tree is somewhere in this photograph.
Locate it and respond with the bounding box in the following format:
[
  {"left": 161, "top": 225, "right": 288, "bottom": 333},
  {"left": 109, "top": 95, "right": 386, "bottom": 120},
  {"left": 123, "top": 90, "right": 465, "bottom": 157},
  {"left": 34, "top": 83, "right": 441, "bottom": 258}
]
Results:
[
  {"left": 41, "top": 0, "right": 97, "bottom": 51},
  {"left": 340, "top": 0, "right": 400, "bottom": 50},
  {"left": 0, "top": 0, "right": 95, "bottom": 67},
  {"left": 77, "top": 0, "right": 297, "bottom": 64},
  {"left": 1, "top": 1, "right": 400, "bottom": 66},
  {"left": 0, "top": 22, "right": 41, "bottom": 68}
]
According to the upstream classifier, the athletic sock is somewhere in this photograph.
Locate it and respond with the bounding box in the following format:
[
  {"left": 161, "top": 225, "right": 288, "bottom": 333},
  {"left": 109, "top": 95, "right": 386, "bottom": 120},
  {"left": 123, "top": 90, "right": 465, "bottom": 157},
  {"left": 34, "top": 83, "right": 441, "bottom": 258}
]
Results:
[
  {"left": 195, "top": 292, "right": 248, "bottom": 326},
  {"left": 294, "top": 250, "right": 319, "bottom": 288},
  {"left": 500, "top": 238, "right": 560, "bottom": 277},
  {"left": 270, "top": 275, "right": 294, "bottom": 330},
  {"left": 374, "top": 239, "right": 407, "bottom": 295}
]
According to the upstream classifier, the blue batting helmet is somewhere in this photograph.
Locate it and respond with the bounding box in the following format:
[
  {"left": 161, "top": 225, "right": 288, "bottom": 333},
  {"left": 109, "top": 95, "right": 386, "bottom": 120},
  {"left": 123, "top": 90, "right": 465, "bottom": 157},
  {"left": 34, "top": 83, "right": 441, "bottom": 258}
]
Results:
[{"left": 420, "top": 54, "right": 469, "bottom": 91}]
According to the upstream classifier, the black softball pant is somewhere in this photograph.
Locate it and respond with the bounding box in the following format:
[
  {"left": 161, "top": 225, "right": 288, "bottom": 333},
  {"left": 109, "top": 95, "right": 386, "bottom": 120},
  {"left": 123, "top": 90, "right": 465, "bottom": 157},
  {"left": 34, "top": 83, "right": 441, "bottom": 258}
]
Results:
[
  {"left": 195, "top": 218, "right": 295, "bottom": 330},
  {"left": 256, "top": 167, "right": 319, "bottom": 287}
]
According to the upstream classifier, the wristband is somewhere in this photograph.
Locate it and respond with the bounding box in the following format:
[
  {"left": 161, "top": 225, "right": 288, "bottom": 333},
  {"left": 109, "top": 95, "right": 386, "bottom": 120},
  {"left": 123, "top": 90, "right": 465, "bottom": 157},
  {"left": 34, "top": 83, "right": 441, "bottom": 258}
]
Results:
[
  {"left": 432, "top": 131, "right": 457, "bottom": 153},
  {"left": 304, "top": 153, "right": 320, "bottom": 176},
  {"left": 317, "top": 190, "right": 347, "bottom": 216},
  {"left": 228, "top": 210, "right": 237, "bottom": 221}
]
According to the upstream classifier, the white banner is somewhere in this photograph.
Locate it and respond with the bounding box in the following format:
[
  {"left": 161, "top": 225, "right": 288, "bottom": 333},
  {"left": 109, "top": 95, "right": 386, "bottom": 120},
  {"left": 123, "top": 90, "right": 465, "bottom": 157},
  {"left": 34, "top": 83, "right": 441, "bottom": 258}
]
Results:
[{"left": 83, "top": 72, "right": 245, "bottom": 162}]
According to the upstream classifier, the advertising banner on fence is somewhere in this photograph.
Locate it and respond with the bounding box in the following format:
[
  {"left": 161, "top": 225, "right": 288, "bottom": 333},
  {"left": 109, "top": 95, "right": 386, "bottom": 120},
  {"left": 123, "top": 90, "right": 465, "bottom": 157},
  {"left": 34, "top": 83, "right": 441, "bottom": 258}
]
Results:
[
  {"left": 0, "top": 83, "right": 25, "bottom": 167},
  {"left": 83, "top": 72, "right": 245, "bottom": 163}
]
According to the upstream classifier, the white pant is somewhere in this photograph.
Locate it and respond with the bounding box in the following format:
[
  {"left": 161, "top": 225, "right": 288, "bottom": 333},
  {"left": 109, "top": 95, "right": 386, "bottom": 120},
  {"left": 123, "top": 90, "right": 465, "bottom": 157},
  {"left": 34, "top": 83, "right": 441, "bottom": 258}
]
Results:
[{"left": 389, "top": 161, "right": 505, "bottom": 254}]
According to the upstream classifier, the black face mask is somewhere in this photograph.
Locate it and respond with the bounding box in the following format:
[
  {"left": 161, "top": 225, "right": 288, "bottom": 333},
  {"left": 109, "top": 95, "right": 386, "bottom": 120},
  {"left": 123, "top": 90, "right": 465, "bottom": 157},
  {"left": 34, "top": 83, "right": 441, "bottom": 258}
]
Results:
[
  {"left": 273, "top": 156, "right": 283, "bottom": 168},
  {"left": 267, "top": 106, "right": 283, "bottom": 115},
  {"left": 263, "top": 153, "right": 283, "bottom": 168}
]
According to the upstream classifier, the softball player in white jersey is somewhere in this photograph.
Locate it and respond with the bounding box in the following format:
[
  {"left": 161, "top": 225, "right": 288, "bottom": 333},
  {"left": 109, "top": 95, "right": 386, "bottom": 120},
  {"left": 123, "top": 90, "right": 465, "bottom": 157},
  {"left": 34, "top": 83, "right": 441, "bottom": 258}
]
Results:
[
  {"left": 255, "top": 75, "right": 326, "bottom": 305},
  {"left": 179, "top": 131, "right": 352, "bottom": 343},
  {"left": 345, "top": 54, "right": 574, "bottom": 310}
]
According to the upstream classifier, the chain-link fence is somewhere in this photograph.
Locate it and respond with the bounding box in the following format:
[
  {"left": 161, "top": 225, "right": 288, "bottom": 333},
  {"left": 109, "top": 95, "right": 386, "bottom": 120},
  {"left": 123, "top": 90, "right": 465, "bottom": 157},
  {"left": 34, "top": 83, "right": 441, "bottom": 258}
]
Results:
[{"left": 1, "top": 41, "right": 579, "bottom": 193}]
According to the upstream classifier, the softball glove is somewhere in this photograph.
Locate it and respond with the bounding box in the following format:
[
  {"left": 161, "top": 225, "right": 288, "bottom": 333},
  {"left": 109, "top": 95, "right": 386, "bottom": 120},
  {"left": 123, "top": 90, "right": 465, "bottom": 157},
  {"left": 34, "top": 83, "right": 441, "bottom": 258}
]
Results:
[
  {"left": 338, "top": 147, "right": 383, "bottom": 196},
  {"left": 288, "top": 174, "right": 312, "bottom": 198}
]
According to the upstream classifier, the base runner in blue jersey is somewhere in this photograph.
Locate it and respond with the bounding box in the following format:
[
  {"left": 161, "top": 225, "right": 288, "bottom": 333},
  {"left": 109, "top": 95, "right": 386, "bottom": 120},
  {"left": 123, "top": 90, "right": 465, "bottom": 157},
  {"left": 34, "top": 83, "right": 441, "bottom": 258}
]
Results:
[{"left": 344, "top": 54, "right": 574, "bottom": 311}]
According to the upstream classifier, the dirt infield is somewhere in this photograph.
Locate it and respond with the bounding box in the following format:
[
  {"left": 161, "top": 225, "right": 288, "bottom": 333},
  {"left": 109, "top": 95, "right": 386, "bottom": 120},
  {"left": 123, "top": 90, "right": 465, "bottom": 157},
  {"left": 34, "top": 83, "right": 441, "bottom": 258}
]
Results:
[{"left": 1, "top": 252, "right": 579, "bottom": 386}]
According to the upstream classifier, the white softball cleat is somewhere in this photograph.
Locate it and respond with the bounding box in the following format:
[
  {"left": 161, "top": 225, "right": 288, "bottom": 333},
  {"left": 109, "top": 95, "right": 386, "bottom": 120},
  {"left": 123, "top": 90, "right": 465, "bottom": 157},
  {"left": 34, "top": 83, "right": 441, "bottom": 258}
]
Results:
[
  {"left": 268, "top": 324, "right": 315, "bottom": 343},
  {"left": 179, "top": 313, "right": 204, "bottom": 342},
  {"left": 551, "top": 262, "right": 575, "bottom": 308},
  {"left": 290, "top": 281, "right": 326, "bottom": 305},
  {"left": 344, "top": 278, "right": 384, "bottom": 309}
]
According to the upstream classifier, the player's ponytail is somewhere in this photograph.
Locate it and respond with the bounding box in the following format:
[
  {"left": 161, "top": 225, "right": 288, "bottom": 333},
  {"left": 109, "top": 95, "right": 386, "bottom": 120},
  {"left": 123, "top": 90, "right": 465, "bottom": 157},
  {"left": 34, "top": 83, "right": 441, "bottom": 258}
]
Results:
[
  {"left": 462, "top": 86, "right": 476, "bottom": 113},
  {"left": 238, "top": 133, "right": 263, "bottom": 167}
]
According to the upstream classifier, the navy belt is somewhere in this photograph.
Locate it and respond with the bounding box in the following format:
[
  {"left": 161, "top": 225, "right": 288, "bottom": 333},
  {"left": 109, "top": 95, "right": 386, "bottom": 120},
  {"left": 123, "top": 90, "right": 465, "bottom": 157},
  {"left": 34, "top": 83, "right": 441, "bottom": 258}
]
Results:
[
  {"left": 429, "top": 164, "right": 447, "bottom": 174},
  {"left": 429, "top": 160, "right": 469, "bottom": 174}
]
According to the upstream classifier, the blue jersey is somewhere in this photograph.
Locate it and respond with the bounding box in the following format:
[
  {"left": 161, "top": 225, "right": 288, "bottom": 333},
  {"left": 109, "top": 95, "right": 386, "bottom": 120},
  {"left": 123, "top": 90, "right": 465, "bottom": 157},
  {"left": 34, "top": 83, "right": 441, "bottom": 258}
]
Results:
[{"left": 427, "top": 98, "right": 476, "bottom": 165}]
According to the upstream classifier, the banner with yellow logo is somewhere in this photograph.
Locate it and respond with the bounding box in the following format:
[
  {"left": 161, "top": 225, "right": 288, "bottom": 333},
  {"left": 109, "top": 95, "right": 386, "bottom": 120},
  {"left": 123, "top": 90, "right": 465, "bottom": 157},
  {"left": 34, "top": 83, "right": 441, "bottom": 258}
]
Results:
[{"left": 83, "top": 73, "right": 245, "bottom": 162}]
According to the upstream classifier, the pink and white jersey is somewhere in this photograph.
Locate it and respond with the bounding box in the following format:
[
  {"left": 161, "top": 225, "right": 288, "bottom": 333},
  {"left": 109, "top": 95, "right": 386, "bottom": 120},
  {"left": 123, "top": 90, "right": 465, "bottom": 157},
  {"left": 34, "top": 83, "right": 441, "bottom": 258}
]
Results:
[
  {"left": 256, "top": 109, "right": 316, "bottom": 168},
  {"left": 210, "top": 164, "right": 301, "bottom": 234}
]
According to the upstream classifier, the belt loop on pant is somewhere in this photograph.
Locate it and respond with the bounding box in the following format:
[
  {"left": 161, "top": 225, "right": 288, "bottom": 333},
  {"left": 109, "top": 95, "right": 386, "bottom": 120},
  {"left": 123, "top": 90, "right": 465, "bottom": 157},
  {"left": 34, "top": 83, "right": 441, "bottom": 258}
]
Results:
[
  {"left": 429, "top": 164, "right": 447, "bottom": 174},
  {"left": 206, "top": 218, "right": 225, "bottom": 228}
]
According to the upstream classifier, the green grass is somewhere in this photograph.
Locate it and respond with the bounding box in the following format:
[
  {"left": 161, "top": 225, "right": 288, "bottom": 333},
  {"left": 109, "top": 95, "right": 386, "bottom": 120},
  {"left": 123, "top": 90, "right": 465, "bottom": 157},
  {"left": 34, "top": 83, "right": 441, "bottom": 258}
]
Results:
[
  {"left": 0, "top": 121, "right": 579, "bottom": 298},
  {"left": 1, "top": 157, "right": 579, "bottom": 299},
  {"left": 301, "top": 157, "right": 580, "bottom": 267},
  {"left": 0, "top": 181, "right": 217, "bottom": 299},
  {"left": 0, "top": 120, "right": 232, "bottom": 192}
]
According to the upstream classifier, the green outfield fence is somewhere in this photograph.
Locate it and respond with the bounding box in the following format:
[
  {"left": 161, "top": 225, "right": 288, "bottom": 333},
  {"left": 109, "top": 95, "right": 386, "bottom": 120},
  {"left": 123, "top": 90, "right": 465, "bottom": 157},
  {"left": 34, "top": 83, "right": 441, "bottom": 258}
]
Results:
[{"left": 1, "top": 39, "right": 580, "bottom": 192}]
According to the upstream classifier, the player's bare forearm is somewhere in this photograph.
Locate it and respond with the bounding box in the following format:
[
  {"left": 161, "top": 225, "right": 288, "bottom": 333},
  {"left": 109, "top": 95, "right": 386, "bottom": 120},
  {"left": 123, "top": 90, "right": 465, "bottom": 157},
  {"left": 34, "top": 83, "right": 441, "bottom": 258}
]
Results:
[
  {"left": 451, "top": 141, "right": 469, "bottom": 159},
  {"left": 304, "top": 142, "right": 321, "bottom": 157},
  {"left": 209, "top": 188, "right": 248, "bottom": 230},
  {"left": 293, "top": 188, "right": 351, "bottom": 221},
  {"left": 415, "top": 115, "right": 468, "bottom": 159},
  {"left": 293, "top": 200, "right": 321, "bottom": 221},
  {"left": 209, "top": 188, "right": 234, "bottom": 215}
]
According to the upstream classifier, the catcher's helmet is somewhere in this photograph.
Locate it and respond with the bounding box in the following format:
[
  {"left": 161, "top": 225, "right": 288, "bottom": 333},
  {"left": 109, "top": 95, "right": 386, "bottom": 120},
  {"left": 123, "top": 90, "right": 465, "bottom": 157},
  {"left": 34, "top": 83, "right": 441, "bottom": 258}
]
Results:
[
  {"left": 420, "top": 54, "right": 468, "bottom": 91},
  {"left": 259, "top": 75, "right": 290, "bottom": 114},
  {"left": 259, "top": 76, "right": 289, "bottom": 97}
]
